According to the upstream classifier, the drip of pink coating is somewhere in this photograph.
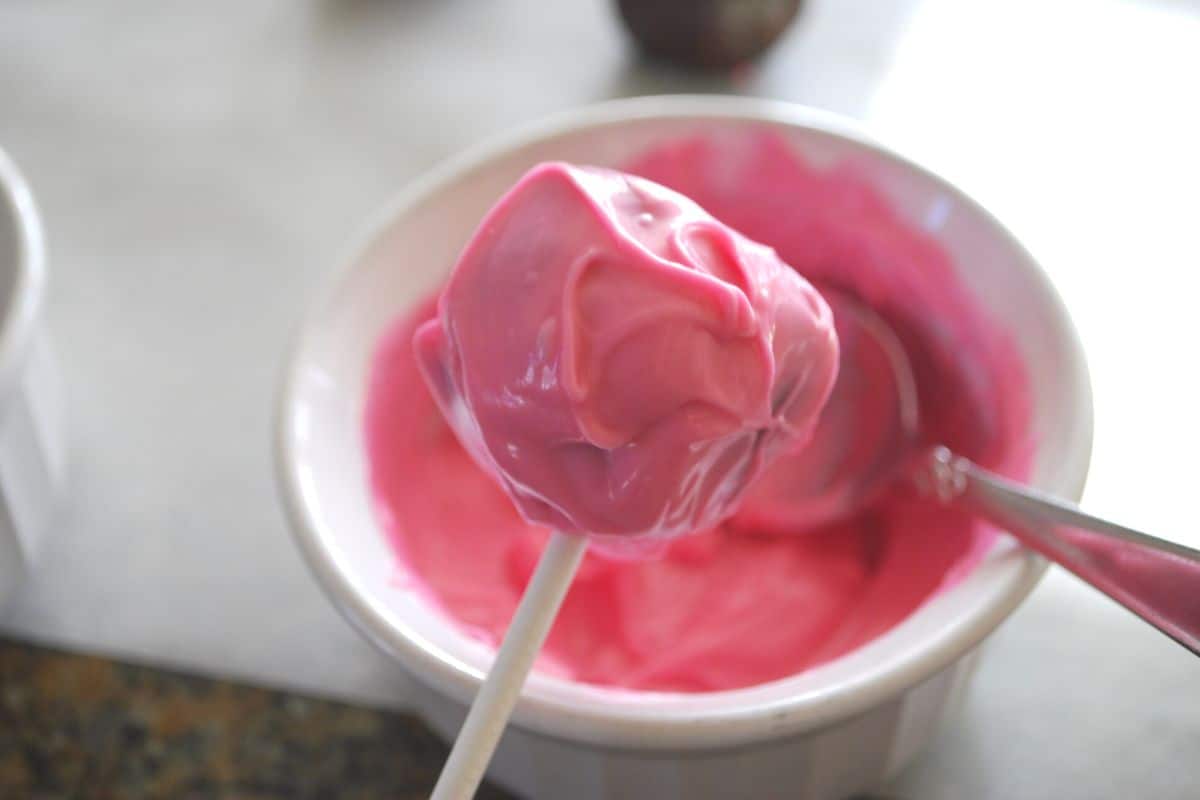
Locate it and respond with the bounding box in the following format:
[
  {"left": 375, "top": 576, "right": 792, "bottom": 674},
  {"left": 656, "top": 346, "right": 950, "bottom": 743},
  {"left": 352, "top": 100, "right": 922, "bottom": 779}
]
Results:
[
  {"left": 413, "top": 162, "right": 839, "bottom": 547},
  {"left": 365, "top": 133, "right": 1033, "bottom": 692}
]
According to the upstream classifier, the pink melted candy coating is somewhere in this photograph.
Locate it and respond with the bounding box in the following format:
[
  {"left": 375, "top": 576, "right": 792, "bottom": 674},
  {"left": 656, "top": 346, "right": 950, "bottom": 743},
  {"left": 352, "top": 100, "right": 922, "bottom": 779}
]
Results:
[
  {"left": 413, "top": 162, "right": 838, "bottom": 546},
  {"left": 365, "top": 133, "right": 1032, "bottom": 692}
]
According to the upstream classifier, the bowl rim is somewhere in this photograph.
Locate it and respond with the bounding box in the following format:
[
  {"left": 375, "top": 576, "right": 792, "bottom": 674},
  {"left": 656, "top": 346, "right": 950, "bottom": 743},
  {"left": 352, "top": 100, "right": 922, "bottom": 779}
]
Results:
[
  {"left": 0, "top": 147, "right": 45, "bottom": 395},
  {"left": 275, "top": 95, "right": 1093, "bottom": 749}
]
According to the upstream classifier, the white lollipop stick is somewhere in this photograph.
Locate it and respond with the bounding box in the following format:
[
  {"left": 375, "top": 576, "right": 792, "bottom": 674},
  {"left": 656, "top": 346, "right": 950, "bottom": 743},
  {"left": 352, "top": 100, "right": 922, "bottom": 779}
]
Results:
[{"left": 431, "top": 530, "right": 588, "bottom": 800}]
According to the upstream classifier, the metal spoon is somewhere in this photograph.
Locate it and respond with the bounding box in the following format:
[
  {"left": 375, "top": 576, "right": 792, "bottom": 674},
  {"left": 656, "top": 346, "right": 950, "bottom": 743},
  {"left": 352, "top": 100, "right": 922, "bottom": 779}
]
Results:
[{"left": 783, "top": 289, "right": 1200, "bottom": 655}]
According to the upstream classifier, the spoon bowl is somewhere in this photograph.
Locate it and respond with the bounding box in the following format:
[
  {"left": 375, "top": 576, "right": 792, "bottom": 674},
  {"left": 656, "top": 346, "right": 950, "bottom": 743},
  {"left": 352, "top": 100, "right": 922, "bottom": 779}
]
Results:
[{"left": 736, "top": 289, "right": 920, "bottom": 532}]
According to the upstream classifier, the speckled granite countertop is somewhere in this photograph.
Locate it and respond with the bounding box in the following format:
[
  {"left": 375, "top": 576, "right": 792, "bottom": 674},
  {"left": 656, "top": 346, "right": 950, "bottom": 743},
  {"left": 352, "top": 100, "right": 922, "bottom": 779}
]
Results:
[{"left": 0, "top": 639, "right": 513, "bottom": 799}]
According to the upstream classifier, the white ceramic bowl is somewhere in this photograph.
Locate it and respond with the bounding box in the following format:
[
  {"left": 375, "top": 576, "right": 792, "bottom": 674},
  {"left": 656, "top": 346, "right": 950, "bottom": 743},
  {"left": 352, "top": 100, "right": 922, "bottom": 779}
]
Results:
[
  {"left": 276, "top": 97, "right": 1092, "bottom": 800},
  {"left": 0, "top": 147, "right": 63, "bottom": 611}
]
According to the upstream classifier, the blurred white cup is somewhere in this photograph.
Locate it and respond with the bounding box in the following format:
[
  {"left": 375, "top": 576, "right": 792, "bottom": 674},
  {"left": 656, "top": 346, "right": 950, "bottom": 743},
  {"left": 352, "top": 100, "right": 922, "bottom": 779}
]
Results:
[{"left": 0, "top": 147, "right": 63, "bottom": 611}]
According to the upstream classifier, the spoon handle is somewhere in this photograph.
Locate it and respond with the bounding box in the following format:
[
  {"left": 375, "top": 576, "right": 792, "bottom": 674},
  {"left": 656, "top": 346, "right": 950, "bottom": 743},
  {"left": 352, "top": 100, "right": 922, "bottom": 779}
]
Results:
[{"left": 922, "top": 447, "right": 1200, "bottom": 655}]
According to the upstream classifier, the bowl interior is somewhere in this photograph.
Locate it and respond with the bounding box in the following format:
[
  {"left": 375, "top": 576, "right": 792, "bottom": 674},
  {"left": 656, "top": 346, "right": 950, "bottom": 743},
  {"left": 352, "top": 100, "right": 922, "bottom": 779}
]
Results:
[{"left": 279, "top": 100, "right": 1092, "bottom": 747}]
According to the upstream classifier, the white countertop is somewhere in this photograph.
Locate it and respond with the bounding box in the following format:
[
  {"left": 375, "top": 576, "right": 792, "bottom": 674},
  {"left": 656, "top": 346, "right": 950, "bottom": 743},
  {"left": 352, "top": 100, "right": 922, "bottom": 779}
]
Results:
[{"left": 2, "top": 0, "right": 1198, "bottom": 796}]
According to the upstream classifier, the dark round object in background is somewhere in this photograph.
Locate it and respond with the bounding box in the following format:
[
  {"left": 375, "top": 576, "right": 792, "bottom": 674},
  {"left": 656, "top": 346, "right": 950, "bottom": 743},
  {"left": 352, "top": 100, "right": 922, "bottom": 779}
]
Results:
[{"left": 615, "top": 0, "right": 804, "bottom": 70}]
